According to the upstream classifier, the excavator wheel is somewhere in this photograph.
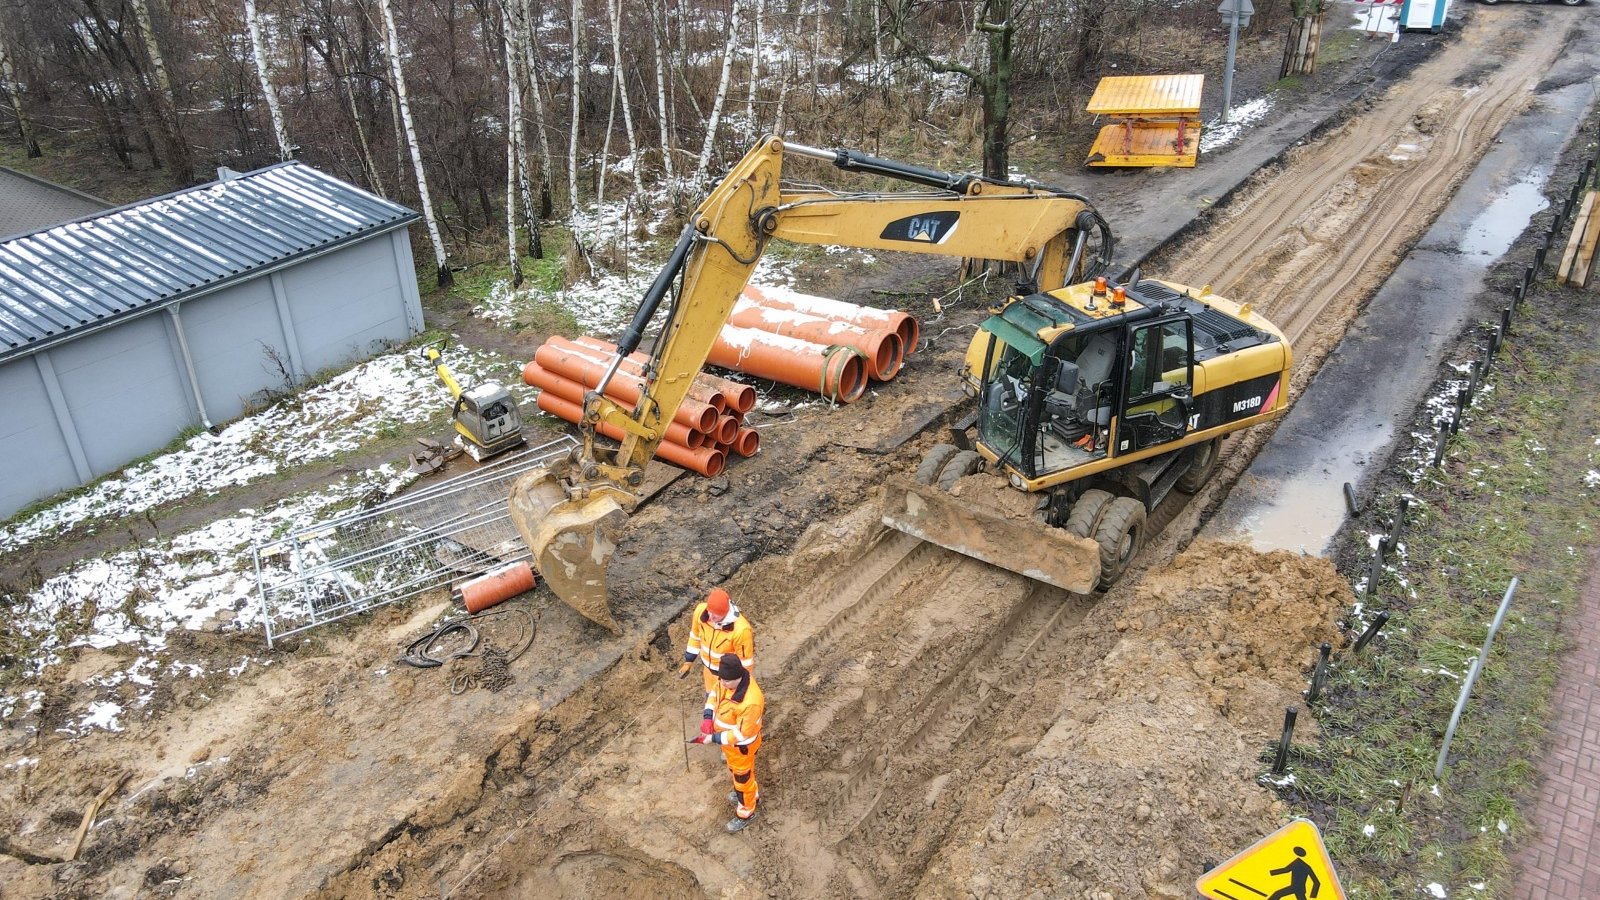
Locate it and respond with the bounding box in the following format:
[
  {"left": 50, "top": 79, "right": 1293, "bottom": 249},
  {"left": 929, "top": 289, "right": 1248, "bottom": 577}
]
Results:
[
  {"left": 1175, "top": 439, "right": 1221, "bottom": 494},
  {"left": 914, "top": 443, "right": 963, "bottom": 486},
  {"left": 936, "top": 450, "right": 984, "bottom": 491},
  {"left": 1093, "top": 497, "right": 1146, "bottom": 591},
  {"left": 1064, "top": 489, "right": 1115, "bottom": 539}
]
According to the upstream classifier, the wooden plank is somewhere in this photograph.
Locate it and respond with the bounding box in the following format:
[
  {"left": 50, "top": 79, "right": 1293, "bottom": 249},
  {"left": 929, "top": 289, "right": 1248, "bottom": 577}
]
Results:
[
  {"left": 1557, "top": 191, "right": 1595, "bottom": 284},
  {"left": 1572, "top": 192, "right": 1600, "bottom": 288},
  {"left": 1086, "top": 122, "right": 1201, "bottom": 168},
  {"left": 1085, "top": 74, "right": 1204, "bottom": 116}
]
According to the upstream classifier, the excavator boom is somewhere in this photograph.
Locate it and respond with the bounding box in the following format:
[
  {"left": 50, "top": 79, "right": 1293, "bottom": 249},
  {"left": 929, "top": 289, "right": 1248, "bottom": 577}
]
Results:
[{"left": 509, "top": 136, "right": 1113, "bottom": 630}]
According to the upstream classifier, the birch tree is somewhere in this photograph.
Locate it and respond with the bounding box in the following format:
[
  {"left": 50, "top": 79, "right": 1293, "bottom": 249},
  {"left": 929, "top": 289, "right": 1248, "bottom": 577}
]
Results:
[
  {"left": 128, "top": 0, "right": 194, "bottom": 184},
  {"left": 517, "top": 0, "right": 554, "bottom": 218},
  {"left": 503, "top": 7, "right": 523, "bottom": 287},
  {"left": 244, "top": 0, "right": 293, "bottom": 161},
  {"left": 605, "top": 0, "right": 643, "bottom": 196},
  {"left": 742, "top": 0, "right": 763, "bottom": 142},
  {"left": 0, "top": 22, "right": 39, "bottom": 158},
  {"left": 693, "top": 0, "right": 744, "bottom": 189},
  {"left": 649, "top": 0, "right": 678, "bottom": 207},
  {"left": 379, "top": 0, "right": 452, "bottom": 287},
  {"left": 567, "top": 0, "right": 583, "bottom": 211},
  {"left": 504, "top": 0, "right": 543, "bottom": 258}
]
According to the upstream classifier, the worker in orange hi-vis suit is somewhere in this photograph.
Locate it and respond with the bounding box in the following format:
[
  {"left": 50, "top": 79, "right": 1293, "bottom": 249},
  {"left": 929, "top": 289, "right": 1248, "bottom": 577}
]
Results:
[
  {"left": 677, "top": 587, "right": 755, "bottom": 704},
  {"left": 687, "top": 655, "right": 765, "bottom": 832}
]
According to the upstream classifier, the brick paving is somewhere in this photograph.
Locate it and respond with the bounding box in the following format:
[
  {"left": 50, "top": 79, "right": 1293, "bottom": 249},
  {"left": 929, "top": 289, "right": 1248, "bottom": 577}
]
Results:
[{"left": 1513, "top": 550, "right": 1600, "bottom": 899}]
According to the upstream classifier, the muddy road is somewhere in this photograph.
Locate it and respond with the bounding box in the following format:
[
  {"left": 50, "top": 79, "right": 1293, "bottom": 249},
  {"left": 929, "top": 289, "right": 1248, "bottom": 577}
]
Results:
[{"left": 2, "top": 8, "right": 1590, "bottom": 899}]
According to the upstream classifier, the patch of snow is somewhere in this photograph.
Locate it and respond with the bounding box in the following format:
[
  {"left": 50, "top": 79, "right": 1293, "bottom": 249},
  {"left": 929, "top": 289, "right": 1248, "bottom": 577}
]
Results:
[
  {"left": 76, "top": 701, "right": 125, "bottom": 734},
  {"left": 1200, "top": 96, "right": 1274, "bottom": 153},
  {"left": 1427, "top": 883, "right": 1447, "bottom": 898},
  {"left": 1363, "top": 823, "right": 1376, "bottom": 836}
]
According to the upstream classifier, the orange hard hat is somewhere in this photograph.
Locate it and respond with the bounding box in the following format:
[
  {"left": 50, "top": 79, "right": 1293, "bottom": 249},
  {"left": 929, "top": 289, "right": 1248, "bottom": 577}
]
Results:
[{"left": 705, "top": 588, "right": 731, "bottom": 620}]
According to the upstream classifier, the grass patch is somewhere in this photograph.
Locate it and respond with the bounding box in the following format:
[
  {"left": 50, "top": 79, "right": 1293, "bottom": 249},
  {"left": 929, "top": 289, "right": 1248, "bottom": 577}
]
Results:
[{"left": 1287, "top": 295, "right": 1600, "bottom": 897}]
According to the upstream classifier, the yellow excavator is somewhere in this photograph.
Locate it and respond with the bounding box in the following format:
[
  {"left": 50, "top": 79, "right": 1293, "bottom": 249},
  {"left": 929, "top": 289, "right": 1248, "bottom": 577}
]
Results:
[{"left": 508, "top": 136, "right": 1289, "bottom": 631}]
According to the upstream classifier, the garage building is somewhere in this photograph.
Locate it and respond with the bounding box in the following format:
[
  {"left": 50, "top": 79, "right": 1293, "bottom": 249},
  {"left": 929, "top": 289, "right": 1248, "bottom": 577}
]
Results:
[{"left": 0, "top": 162, "right": 423, "bottom": 520}]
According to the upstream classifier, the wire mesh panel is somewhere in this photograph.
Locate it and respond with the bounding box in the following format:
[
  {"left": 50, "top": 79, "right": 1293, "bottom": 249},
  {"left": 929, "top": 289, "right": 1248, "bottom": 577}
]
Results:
[{"left": 254, "top": 436, "right": 578, "bottom": 646}]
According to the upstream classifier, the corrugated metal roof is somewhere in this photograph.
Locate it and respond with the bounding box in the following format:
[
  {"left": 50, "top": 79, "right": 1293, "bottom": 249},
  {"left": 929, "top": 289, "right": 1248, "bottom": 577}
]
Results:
[
  {"left": 0, "top": 167, "right": 111, "bottom": 239},
  {"left": 0, "top": 162, "right": 419, "bottom": 365}
]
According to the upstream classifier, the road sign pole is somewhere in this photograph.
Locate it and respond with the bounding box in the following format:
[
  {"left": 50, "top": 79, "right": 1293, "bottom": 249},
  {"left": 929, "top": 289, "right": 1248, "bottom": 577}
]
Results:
[{"left": 1222, "top": 0, "right": 1242, "bottom": 123}]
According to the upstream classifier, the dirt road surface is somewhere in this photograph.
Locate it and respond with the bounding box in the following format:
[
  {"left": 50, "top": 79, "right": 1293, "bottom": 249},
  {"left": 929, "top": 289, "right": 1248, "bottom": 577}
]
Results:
[{"left": 1, "top": 8, "right": 1587, "bottom": 899}]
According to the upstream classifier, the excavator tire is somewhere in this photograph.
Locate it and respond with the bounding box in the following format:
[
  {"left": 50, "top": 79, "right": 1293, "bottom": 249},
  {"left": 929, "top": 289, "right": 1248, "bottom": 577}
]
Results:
[
  {"left": 936, "top": 450, "right": 984, "bottom": 492},
  {"left": 1175, "top": 439, "right": 1220, "bottom": 494},
  {"left": 1064, "top": 489, "right": 1115, "bottom": 539},
  {"left": 1093, "top": 497, "right": 1146, "bottom": 591},
  {"left": 915, "top": 443, "right": 963, "bottom": 486}
]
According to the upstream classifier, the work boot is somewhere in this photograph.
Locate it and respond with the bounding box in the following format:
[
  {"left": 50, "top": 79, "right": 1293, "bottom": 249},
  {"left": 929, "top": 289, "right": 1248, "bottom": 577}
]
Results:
[{"left": 726, "top": 810, "right": 758, "bottom": 833}]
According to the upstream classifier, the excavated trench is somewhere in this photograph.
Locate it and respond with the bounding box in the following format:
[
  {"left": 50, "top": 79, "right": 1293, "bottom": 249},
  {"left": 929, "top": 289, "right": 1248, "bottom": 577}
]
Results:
[{"left": 2, "top": 9, "right": 1584, "bottom": 899}]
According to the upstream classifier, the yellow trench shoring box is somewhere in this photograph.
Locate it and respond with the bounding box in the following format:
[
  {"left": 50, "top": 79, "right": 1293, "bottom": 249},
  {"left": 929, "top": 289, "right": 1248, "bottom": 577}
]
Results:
[{"left": 1085, "top": 74, "right": 1204, "bottom": 168}]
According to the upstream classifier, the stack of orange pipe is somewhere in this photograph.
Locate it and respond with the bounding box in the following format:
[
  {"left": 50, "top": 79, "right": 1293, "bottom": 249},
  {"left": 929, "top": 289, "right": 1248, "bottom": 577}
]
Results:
[
  {"left": 522, "top": 336, "right": 761, "bottom": 478},
  {"left": 740, "top": 283, "right": 920, "bottom": 372}
]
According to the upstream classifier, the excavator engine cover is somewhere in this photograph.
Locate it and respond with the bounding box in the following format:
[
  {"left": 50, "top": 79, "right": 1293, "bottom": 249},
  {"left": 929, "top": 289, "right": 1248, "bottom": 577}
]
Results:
[
  {"left": 508, "top": 468, "right": 629, "bottom": 632},
  {"left": 880, "top": 475, "right": 1102, "bottom": 594}
]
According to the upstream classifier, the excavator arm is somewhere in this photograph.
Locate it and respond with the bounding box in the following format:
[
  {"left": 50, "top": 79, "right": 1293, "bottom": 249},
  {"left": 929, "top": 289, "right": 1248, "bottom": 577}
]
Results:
[{"left": 509, "top": 135, "right": 1112, "bottom": 631}]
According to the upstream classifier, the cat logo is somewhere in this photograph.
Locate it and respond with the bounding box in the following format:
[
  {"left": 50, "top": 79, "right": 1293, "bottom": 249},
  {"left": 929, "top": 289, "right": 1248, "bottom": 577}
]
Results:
[{"left": 881, "top": 211, "right": 960, "bottom": 245}]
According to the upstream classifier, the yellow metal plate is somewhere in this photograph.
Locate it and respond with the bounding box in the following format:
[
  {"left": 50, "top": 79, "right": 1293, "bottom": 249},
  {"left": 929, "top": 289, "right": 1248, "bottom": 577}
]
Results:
[
  {"left": 1085, "top": 74, "right": 1204, "bottom": 116},
  {"left": 1086, "top": 122, "right": 1200, "bottom": 168}
]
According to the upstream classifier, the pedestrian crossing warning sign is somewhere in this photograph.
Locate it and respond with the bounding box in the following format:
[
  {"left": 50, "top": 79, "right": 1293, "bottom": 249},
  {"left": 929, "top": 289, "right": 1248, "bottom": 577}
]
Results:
[{"left": 1196, "top": 818, "right": 1345, "bottom": 900}]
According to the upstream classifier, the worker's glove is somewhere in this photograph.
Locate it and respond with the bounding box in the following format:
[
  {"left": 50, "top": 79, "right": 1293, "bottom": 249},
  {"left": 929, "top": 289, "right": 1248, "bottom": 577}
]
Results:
[
  {"left": 677, "top": 661, "right": 694, "bottom": 678},
  {"left": 700, "top": 718, "right": 715, "bottom": 736},
  {"left": 687, "top": 734, "right": 713, "bottom": 745}
]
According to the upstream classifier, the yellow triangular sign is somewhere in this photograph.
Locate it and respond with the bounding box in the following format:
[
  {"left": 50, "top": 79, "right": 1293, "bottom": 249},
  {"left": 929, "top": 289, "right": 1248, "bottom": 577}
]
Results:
[{"left": 1196, "top": 818, "right": 1345, "bottom": 900}]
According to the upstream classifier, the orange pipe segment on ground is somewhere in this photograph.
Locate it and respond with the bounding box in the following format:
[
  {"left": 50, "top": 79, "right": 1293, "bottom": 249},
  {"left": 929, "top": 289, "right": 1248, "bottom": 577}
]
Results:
[
  {"left": 709, "top": 324, "right": 867, "bottom": 404},
  {"left": 743, "top": 282, "right": 920, "bottom": 356},
  {"left": 728, "top": 296, "right": 904, "bottom": 381},
  {"left": 713, "top": 414, "right": 740, "bottom": 445},
  {"left": 452, "top": 561, "right": 537, "bottom": 613},
  {"left": 535, "top": 391, "right": 725, "bottom": 477},
  {"left": 733, "top": 426, "right": 761, "bottom": 457}
]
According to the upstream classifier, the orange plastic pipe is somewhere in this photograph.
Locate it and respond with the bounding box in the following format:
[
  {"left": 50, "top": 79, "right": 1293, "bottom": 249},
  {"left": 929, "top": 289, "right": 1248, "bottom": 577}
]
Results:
[
  {"left": 524, "top": 363, "right": 706, "bottom": 449},
  {"left": 710, "top": 324, "right": 867, "bottom": 403},
  {"left": 536, "top": 392, "right": 725, "bottom": 477},
  {"left": 713, "top": 414, "right": 740, "bottom": 445},
  {"left": 559, "top": 336, "right": 731, "bottom": 413},
  {"left": 701, "top": 373, "right": 756, "bottom": 414},
  {"left": 744, "top": 283, "right": 920, "bottom": 356},
  {"left": 732, "top": 426, "right": 761, "bottom": 458},
  {"left": 729, "top": 296, "right": 904, "bottom": 381},
  {"left": 528, "top": 344, "right": 719, "bottom": 432},
  {"left": 568, "top": 336, "right": 757, "bottom": 414},
  {"left": 452, "top": 561, "right": 537, "bottom": 613}
]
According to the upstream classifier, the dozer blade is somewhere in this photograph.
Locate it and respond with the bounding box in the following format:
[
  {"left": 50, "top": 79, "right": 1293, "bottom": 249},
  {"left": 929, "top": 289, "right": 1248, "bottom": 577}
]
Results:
[
  {"left": 880, "top": 476, "right": 1101, "bottom": 594},
  {"left": 508, "top": 468, "right": 628, "bottom": 633}
]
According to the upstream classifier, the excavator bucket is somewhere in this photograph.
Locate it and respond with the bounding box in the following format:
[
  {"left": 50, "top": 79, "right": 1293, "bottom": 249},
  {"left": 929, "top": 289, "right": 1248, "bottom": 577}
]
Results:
[
  {"left": 508, "top": 468, "right": 628, "bottom": 633},
  {"left": 879, "top": 475, "right": 1102, "bottom": 594}
]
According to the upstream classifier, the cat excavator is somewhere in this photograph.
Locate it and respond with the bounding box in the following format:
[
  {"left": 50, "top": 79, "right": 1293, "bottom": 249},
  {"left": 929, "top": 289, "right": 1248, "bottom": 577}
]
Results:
[{"left": 508, "top": 136, "right": 1290, "bottom": 632}]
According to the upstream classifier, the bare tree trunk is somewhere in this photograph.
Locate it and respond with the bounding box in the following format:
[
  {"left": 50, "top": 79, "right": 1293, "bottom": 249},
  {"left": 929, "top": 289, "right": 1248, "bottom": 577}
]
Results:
[
  {"left": 503, "top": 0, "right": 543, "bottom": 258},
  {"left": 597, "top": 69, "right": 616, "bottom": 203},
  {"left": 518, "top": 0, "right": 555, "bottom": 218},
  {"left": 743, "top": 0, "right": 763, "bottom": 142},
  {"left": 0, "top": 28, "right": 40, "bottom": 157},
  {"left": 649, "top": 0, "right": 676, "bottom": 201},
  {"left": 379, "top": 0, "right": 452, "bottom": 287},
  {"left": 694, "top": 0, "right": 744, "bottom": 188},
  {"left": 567, "top": 0, "right": 583, "bottom": 212},
  {"left": 502, "top": 3, "right": 524, "bottom": 285},
  {"left": 773, "top": 56, "right": 792, "bottom": 138},
  {"left": 244, "top": 0, "right": 293, "bottom": 161},
  {"left": 128, "top": 0, "right": 194, "bottom": 184},
  {"left": 606, "top": 0, "right": 644, "bottom": 196}
]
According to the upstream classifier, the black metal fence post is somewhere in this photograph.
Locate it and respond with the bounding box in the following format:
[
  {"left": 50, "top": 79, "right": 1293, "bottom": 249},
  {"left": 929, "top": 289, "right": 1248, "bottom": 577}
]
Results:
[
  {"left": 1353, "top": 611, "right": 1391, "bottom": 653},
  {"left": 1272, "top": 707, "right": 1299, "bottom": 775},
  {"left": 1307, "top": 643, "right": 1333, "bottom": 705}
]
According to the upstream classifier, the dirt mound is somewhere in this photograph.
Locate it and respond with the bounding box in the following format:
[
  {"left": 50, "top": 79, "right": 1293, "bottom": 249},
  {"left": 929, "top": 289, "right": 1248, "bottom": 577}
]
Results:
[{"left": 917, "top": 541, "right": 1350, "bottom": 898}]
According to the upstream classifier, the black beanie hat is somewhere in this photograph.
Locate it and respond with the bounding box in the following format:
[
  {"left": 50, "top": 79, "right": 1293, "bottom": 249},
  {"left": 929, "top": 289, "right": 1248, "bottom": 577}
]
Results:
[{"left": 715, "top": 655, "right": 747, "bottom": 681}]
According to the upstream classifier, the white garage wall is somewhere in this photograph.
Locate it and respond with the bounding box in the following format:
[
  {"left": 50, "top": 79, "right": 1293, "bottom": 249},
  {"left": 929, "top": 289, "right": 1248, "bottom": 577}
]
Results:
[
  {"left": 50, "top": 314, "right": 194, "bottom": 476},
  {"left": 0, "top": 358, "right": 81, "bottom": 518}
]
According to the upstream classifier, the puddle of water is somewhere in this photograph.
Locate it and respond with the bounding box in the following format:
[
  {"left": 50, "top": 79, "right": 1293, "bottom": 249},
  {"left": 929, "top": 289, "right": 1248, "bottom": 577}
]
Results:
[{"left": 1459, "top": 175, "right": 1550, "bottom": 257}]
